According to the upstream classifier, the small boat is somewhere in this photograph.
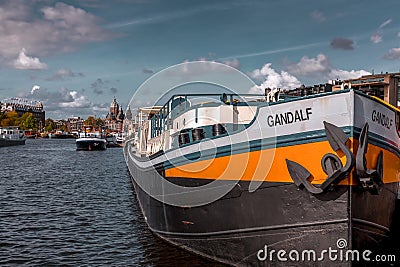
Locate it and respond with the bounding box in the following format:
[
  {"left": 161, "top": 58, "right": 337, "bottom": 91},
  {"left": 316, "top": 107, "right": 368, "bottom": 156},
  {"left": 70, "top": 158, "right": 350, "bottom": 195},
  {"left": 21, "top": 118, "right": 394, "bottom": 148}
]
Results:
[
  {"left": 124, "top": 72, "right": 400, "bottom": 266},
  {"left": 0, "top": 127, "right": 26, "bottom": 147},
  {"left": 39, "top": 132, "right": 49, "bottom": 138},
  {"left": 24, "top": 130, "right": 38, "bottom": 139},
  {"left": 76, "top": 131, "right": 107, "bottom": 151},
  {"left": 105, "top": 134, "right": 120, "bottom": 148},
  {"left": 53, "top": 130, "right": 75, "bottom": 139},
  {"left": 115, "top": 132, "right": 125, "bottom": 146}
]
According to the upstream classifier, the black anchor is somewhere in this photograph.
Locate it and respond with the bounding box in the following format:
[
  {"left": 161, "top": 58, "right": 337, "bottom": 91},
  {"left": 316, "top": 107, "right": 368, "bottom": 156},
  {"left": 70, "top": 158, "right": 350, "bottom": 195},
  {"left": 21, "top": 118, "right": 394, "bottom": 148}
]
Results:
[
  {"left": 354, "top": 123, "right": 383, "bottom": 195},
  {"left": 286, "top": 121, "right": 355, "bottom": 194}
]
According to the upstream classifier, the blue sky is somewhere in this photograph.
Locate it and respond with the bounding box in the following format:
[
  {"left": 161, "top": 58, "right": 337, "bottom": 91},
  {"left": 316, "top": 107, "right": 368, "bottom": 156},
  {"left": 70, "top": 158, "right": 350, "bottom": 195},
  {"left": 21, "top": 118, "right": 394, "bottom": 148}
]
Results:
[{"left": 1, "top": 0, "right": 400, "bottom": 119}]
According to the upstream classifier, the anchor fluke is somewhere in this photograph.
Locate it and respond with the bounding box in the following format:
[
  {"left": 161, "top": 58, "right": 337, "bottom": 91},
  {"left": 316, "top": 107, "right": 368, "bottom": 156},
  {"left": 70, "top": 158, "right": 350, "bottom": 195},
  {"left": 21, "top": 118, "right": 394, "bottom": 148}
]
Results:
[
  {"left": 324, "top": 121, "right": 350, "bottom": 151},
  {"left": 355, "top": 123, "right": 384, "bottom": 195},
  {"left": 286, "top": 159, "right": 323, "bottom": 194},
  {"left": 376, "top": 150, "right": 383, "bottom": 179}
]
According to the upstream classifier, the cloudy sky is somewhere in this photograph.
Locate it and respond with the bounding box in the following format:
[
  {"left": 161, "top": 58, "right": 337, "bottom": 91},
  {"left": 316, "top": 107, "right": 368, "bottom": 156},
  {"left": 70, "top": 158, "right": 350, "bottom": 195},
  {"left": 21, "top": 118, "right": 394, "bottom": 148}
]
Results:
[{"left": 1, "top": 0, "right": 400, "bottom": 119}]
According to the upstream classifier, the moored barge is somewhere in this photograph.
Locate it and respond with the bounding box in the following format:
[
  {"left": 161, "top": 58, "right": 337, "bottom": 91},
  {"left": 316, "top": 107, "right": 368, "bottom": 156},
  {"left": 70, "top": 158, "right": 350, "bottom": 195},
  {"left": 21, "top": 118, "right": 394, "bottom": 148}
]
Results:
[
  {"left": 76, "top": 131, "right": 107, "bottom": 151},
  {"left": 124, "top": 72, "right": 400, "bottom": 266},
  {"left": 0, "top": 127, "right": 26, "bottom": 147}
]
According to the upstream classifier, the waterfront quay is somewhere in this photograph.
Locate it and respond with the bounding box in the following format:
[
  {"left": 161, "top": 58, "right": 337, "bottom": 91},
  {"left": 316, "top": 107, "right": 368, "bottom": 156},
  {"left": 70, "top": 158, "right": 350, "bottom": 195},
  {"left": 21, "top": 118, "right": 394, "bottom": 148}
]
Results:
[{"left": 0, "top": 96, "right": 131, "bottom": 140}]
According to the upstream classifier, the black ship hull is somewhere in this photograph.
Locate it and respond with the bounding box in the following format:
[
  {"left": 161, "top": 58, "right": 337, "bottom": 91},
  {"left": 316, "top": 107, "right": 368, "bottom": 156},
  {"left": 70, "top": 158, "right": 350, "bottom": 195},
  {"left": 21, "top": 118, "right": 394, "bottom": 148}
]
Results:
[
  {"left": 126, "top": 154, "right": 397, "bottom": 266},
  {"left": 123, "top": 90, "right": 400, "bottom": 266},
  {"left": 76, "top": 139, "right": 107, "bottom": 151},
  {"left": 125, "top": 135, "right": 398, "bottom": 266},
  {"left": 0, "top": 138, "right": 26, "bottom": 147}
]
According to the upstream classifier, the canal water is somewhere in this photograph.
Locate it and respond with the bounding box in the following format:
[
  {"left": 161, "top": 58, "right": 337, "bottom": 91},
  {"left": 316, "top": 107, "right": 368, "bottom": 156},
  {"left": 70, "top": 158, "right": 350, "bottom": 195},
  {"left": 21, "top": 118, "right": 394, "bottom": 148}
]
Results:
[{"left": 0, "top": 139, "right": 223, "bottom": 266}]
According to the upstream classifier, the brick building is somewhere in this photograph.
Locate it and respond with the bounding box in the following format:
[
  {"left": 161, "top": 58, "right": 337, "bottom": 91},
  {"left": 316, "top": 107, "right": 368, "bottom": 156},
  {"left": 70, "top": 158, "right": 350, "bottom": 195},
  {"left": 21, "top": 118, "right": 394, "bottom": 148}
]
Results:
[
  {"left": 1, "top": 98, "right": 45, "bottom": 129},
  {"left": 105, "top": 97, "right": 125, "bottom": 132}
]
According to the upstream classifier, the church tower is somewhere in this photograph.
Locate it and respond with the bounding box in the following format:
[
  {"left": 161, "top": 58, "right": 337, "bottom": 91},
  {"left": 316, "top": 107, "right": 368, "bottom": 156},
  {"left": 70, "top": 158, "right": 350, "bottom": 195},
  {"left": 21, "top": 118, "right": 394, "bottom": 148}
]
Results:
[
  {"left": 117, "top": 106, "right": 125, "bottom": 121},
  {"left": 105, "top": 96, "right": 125, "bottom": 132},
  {"left": 110, "top": 96, "right": 119, "bottom": 119},
  {"left": 126, "top": 105, "right": 132, "bottom": 120}
]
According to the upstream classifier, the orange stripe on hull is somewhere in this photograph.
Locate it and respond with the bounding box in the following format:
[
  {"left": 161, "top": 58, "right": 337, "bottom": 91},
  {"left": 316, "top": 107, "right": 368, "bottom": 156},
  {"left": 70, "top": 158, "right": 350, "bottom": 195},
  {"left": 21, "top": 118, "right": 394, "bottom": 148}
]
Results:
[{"left": 165, "top": 138, "right": 400, "bottom": 185}]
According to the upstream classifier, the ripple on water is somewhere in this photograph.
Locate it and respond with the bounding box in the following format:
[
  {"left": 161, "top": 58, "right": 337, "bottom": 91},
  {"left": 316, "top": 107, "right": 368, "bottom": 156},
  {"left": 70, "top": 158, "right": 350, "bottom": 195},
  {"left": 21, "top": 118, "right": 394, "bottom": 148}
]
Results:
[{"left": 0, "top": 139, "right": 223, "bottom": 266}]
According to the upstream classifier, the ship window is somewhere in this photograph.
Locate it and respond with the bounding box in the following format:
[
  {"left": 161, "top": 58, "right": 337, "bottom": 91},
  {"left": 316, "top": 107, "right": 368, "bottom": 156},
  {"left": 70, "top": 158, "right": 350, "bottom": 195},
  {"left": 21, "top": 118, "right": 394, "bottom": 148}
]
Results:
[
  {"left": 397, "top": 111, "right": 400, "bottom": 133},
  {"left": 397, "top": 85, "right": 400, "bottom": 103},
  {"left": 176, "top": 122, "right": 178, "bottom": 129}
]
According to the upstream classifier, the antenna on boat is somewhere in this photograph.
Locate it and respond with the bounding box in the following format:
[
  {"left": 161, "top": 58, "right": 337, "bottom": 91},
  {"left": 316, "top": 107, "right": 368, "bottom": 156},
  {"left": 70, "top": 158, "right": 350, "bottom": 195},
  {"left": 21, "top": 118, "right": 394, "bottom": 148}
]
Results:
[{"left": 220, "top": 93, "right": 228, "bottom": 104}]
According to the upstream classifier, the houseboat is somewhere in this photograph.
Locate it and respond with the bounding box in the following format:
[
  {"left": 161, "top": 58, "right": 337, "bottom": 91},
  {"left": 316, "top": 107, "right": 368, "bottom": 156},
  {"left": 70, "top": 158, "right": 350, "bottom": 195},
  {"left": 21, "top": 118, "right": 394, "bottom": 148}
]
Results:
[
  {"left": 124, "top": 72, "right": 400, "bottom": 266},
  {"left": 76, "top": 131, "right": 107, "bottom": 151},
  {"left": 0, "top": 127, "right": 26, "bottom": 147}
]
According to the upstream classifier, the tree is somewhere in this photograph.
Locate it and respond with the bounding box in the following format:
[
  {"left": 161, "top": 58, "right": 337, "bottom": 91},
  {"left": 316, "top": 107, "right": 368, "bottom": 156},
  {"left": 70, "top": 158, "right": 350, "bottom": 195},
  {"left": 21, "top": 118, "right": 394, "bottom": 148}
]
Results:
[
  {"left": 44, "top": 118, "right": 56, "bottom": 132},
  {"left": 18, "top": 112, "right": 38, "bottom": 130},
  {"left": 0, "top": 112, "right": 5, "bottom": 124},
  {"left": 96, "top": 118, "right": 104, "bottom": 126},
  {"left": 0, "top": 111, "right": 19, "bottom": 127},
  {"left": 84, "top": 116, "right": 96, "bottom": 126},
  {"left": 60, "top": 124, "right": 67, "bottom": 132}
]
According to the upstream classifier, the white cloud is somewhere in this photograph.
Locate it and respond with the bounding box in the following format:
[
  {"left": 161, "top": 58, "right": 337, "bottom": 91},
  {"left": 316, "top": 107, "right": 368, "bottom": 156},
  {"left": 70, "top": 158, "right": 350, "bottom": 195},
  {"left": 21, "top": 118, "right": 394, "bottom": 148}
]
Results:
[
  {"left": 18, "top": 85, "right": 115, "bottom": 119},
  {"left": 370, "top": 19, "right": 392, "bottom": 44},
  {"left": 57, "top": 69, "right": 77, "bottom": 76},
  {"left": 31, "top": 85, "right": 40, "bottom": 95},
  {"left": 41, "top": 3, "right": 105, "bottom": 42},
  {"left": 13, "top": 48, "right": 47, "bottom": 70},
  {"left": 310, "top": 10, "right": 326, "bottom": 22},
  {"left": 219, "top": 42, "right": 324, "bottom": 60},
  {"left": 92, "top": 103, "right": 109, "bottom": 113},
  {"left": 286, "top": 54, "right": 330, "bottom": 76},
  {"left": 105, "top": 3, "right": 232, "bottom": 29},
  {"left": 46, "top": 69, "right": 84, "bottom": 81},
  {"left": 383, "top": 48, "right": 400, "bottom": 60},
  {"left": 328, "top": 69, "right": 371, "bottom": 80},
  {"left": 368, "top": 19, "right": 392, "bottom": 45},
  {"left": 59, "top": 91, "right": 91, "bottom": 108},
  {"left": 188, "top": 56, "right": 240, "bottom": 69},
  {"left": 222, "top": 58, "right": 240, "bottom": 69},
  {"left": 379, "top": 19, "right": 392, "bottom": 29},
  {"left": 172, "top": 59, "right": 240, "bottom": 77},
  {"left": 0, "top": 1, "right": 112, "bottom": 68},
  {"left": 370, "top": 34, "right": 382, "bottom": 44},
  {"left": 248, "top": 55, "right": 371, "bottom": 94},
  {"left": 249, "top": 63, "right": 302, "bottom": 93},
  {"left": 284, "top": 54, "right": 371, "bottom": 80}
]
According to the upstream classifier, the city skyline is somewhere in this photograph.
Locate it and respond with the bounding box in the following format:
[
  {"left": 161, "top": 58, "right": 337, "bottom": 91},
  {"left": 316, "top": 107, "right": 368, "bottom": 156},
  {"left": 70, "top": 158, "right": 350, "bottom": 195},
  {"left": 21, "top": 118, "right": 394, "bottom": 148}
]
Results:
[
  {"left": 0, "top": 95, "right": 124, "bottom": 120},
  {"left": 1, "top": 0, "right": 400, "bottom": 119}
]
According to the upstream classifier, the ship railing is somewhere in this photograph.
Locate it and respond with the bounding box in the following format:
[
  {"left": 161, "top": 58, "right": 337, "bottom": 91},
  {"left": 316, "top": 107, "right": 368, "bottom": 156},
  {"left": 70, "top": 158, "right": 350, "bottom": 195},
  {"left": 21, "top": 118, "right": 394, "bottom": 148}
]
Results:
[
  {"left": 149, "top": 93, "right": 270, "bottom": 139},
  {"left": 133, "top": 93, "right": 266, "bottom": 155},
  {"left": 136, "top": 92, "right": 303, "bottom": 155}
]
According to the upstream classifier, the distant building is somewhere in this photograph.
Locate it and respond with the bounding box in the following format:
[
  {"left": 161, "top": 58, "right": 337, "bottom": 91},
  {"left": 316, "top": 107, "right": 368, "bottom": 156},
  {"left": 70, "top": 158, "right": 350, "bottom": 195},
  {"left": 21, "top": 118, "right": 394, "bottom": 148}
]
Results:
[
  {"left": 125, "top": 105, "right": 132, "bottom": 120},
  {"left": 123, "top": 105, "right": 134, "bottom": 134},
  {"left": 54, "top": 119, "right": 66, "bottom": 131},
  {"left": 283, "top": 72, "right": 400, "bottom": 108},
  {"left": 1, "top": 97, "right": 45, "bottom": 129},
  {"left": 342, "top": 72, "right": 400, "bottom": 107},
  {"left": 66, "top": 117, "right": 84, "bottom": 133},
  {"left": 283, "top": 83, "right": 332, "bottom": 97},
  {"left": 105, "top": 97, "right": 125, "bottom": 132}
]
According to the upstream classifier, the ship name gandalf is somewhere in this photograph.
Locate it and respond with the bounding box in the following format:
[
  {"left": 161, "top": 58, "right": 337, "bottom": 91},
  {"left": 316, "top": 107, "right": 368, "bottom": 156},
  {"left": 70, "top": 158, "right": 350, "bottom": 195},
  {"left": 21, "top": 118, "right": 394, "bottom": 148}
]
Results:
[{"left": 124, "top": 72, "right": 400, "bottom": 266}]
